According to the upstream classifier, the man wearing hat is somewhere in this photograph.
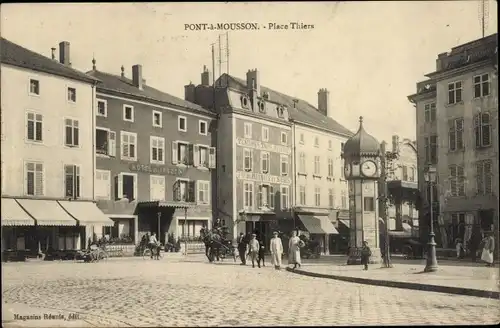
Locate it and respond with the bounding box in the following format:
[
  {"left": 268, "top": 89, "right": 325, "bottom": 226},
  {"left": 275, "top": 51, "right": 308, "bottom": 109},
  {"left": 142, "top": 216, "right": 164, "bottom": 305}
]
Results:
[
  {"left": 269, "top": 231, "right": 283, "bottom": 270},
  {"left": 248, "top": 233, "right": 260, "bottom": 268}
]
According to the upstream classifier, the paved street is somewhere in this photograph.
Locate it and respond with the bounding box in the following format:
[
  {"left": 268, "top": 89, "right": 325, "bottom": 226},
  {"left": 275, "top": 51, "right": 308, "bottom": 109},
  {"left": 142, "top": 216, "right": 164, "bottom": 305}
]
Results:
[{"left": 2, "top": 257, "right": 500, "bottom": 327}]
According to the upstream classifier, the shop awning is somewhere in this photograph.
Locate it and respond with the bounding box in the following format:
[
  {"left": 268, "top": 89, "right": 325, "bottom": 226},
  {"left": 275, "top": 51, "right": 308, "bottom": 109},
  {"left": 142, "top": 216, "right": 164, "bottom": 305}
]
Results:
[
  {"left": 16, "top": 199, "right": 77, "bottom": 226},
  {"left": 338, "top": 219, "right": 351, "bottom": 229},
  {"left": 298, "top": 215, "right": 339, "bottom": 234},
  {"left": 58, "top": 201, "right": 114, "bottom": 227},
  {"left": 1, "top": 198, "right": 35, "bottom": 226}
]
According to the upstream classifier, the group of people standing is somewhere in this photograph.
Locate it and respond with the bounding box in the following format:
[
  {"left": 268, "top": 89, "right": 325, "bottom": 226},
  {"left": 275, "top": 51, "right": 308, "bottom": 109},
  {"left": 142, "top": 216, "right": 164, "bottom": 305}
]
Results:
[
  {"left": 455, "top": 230, "right": 495, "bottom": 267},
  {"left": 236, "top": 230, "right": 304, "bottom": 270}
]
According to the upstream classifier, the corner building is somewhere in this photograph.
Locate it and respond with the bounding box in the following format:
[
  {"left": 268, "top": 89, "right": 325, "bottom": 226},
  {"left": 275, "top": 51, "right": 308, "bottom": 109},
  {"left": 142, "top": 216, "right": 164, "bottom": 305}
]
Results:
[
  {"left": 409, "top": 33, "right": 498, "bottom": 256},
  {"left": 87, "top": 63, "right": 216, "bottom": 247},
  {"left": 186, "top": 69, "right": 293, "bottom": 246}
]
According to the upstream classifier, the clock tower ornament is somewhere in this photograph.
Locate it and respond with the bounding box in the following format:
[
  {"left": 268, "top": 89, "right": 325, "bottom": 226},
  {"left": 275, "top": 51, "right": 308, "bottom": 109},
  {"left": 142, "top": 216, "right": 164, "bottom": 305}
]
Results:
[{"left": 341, "top": 116, "right": 382, "bottom": 265}]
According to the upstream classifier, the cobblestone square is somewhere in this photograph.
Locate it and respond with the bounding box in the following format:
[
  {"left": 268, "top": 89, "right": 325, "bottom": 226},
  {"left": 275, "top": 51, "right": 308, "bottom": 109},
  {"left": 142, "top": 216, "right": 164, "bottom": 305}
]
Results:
[{"left": 2, "top": 258, "right": 500, "bottom": 327}]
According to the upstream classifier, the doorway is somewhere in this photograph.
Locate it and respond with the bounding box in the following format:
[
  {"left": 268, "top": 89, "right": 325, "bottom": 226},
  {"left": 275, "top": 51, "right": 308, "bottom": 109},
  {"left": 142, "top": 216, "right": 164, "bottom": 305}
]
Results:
[{"left": 479, "top": 209, "right": 494, "bottom": 232}]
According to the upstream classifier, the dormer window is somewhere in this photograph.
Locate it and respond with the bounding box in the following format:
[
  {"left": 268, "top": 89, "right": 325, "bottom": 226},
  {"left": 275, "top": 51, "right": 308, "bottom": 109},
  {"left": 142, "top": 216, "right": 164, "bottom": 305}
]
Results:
[
  {"left": 258, "top": 100, "right": 266, "bottom": 113},
  {"left": 277, "top": 106, "right": 285, "bottom": 118},
  {"left": 241, "top": 95, "right": 249, "bottom": 109}
]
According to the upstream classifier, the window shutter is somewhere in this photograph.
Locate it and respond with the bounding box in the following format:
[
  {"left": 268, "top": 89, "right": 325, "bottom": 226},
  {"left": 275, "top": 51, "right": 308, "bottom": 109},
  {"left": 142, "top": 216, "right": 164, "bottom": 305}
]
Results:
[
  {"left": 75, "top": 166, "right": 80, "bottom": 198},
  {"left": 257, "top": 185, "right": 262, "bottom": 208},
  {"left": 209, "top": 147, "right": 216, "bottom": 169},
  {"left": 65, "top": 120, "right": 72, "bottom": 146},
  {"left": 476, "top": 162, "right": 484, "bottom": 194},
  {"left": 173, "top": 180, "right": 179, "bottom": 201},
  {"left": 114, "top": 174, "right": 123, "bottom": 200},
  {"left": 172, "top": 141, "right": 178, "bottom": 164},
  {"left": 249, "top": 149, "right": 253, "bottom": 171},
  {"left": 193, "top": 145, "right": 200, "bottom": 167},
  {"left": 35, "top": 115, "right": 43, "bottom": 141},
  {"left": 269, "top": 185, "right": 274, "bottom": 209},
  {"left": 122, "top": 134, "right": 129, "bottom": 158},
  {"left": 196, "top": 180, "right": 201, "bottom": 203},
  {"left": 188, "top": 180, "right": 196, "bottom": 202},
  {"left": 159, "top": 177, "right": 165, "bottom": 201},
  {"left": 108, "top": 131, "right": 116, "bottom": 157},
  {"left": 448, "top": 119, "right": 456, "bottom": 151},
  {"left": 35, "top": 163, "right": 43, "bottom": 196}
]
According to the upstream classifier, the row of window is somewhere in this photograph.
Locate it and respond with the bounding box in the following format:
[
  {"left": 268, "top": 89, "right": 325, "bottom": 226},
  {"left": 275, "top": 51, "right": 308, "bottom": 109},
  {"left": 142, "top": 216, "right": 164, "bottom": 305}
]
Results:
[
  {"left": 243, "top": 182, "right": 289, "bottom": 210},
  {"left": 243, "top": 149, "right": 289, "bottom": 175},
  {"left": 241, "top": 123, "right": 341, "bottom": 151},
  {"left": 297, "top": 186, "right": 348, "bottom": 208},
  {"left": 95, "top": 170, "right": 211, "bottom": 204},
  {"left": 95, "top": 128, "right": 216, "bottom": 168},
  {"left": 243, "top": 123, "right": 288, "bottom": 145},
  {"left": 23, "top": 162, "right": 81, "bottom": 198},
  {"left": 97, "top": 99, "right": 209, "bottom": 135},
  {"left": 423, "top": 112, "right": 492, "bottom": 164},
  {"left": 447, "top": 160, "right": 493, "bottom": 197},
  {"left": 28, "top": 78, "right": 77, "bottom": 103},
  {"left": 298, "top": 153, "right": 344, "bottom": 178},
  {"left": 25, "top": 112, "right": 80, "bottom": 147},
  {"left": 449, "top": 112, "right": 492, "bottom": 151},
  {"left": 447, "top": 73, "right": 491, "bottom": 105}
]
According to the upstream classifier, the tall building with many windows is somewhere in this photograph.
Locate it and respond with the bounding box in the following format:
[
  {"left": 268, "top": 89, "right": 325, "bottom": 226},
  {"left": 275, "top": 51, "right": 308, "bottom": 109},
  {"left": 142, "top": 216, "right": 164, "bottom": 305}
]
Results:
[
  {"left": 187, "top": 68, "right": 353, "bottom": 252},
  {"left": 409, "top": 33, "right": 498, "bottom": 254},
  {"left": 187, "top": 69, "right": 293, "bottom": 247},
  {"left": 289, "top": 89, "right": 353, "bottom": 254},
  {"left": 87, "top": 63, "right": 216, "bottom": 246},
  {"left": 1, "top": 38, "right": 113, "bottom": 255}
]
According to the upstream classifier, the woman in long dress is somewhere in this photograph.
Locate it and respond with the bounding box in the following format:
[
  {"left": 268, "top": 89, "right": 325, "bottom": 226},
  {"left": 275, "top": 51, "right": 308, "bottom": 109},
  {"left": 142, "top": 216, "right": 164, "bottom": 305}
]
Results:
[
  {"left": 288, "top": 231, "right": 302, "bottom": 269},
  {"left": 481, "top": 231, "right": 495, "bottom": 267}
]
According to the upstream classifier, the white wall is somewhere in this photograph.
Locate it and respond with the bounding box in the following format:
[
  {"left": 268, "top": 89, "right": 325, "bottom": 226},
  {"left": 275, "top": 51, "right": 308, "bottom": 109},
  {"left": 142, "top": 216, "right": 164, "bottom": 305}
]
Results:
[
  {"left": 1, "top": 64, "right": 95, "bottom": 199},
  {"left": 294, "top": 124, "right": 349, "bottom": 209}
]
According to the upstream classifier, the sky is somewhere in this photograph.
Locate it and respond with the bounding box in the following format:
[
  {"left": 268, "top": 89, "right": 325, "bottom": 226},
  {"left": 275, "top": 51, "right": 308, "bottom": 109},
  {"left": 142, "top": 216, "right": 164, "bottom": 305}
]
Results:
[{"left": 1, "top": 1, "right": 498, "bottom": 143}]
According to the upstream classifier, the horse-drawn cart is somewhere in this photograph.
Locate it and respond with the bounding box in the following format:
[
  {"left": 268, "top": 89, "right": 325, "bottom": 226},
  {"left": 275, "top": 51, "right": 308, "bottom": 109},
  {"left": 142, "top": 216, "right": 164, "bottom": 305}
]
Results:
[{"left": 200, "top": 227, "right": 237, "bottom": 263}]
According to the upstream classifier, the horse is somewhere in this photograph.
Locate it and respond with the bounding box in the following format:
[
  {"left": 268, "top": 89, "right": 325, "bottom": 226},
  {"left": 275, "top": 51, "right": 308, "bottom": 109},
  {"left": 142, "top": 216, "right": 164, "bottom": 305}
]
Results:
[{"left": 201, "top": 228, "right": 236, "bottom": 263}]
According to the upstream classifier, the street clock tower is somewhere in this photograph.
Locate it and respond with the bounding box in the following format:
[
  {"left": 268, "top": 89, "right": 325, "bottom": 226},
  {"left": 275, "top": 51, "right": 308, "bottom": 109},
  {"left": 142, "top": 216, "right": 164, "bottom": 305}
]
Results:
[{"left": 342, "top": 117, "right": 382, "bottom": 264}]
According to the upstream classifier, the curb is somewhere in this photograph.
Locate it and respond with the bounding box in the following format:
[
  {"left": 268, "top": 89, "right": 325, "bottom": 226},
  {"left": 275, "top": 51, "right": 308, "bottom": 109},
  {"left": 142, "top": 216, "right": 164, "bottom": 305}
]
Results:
[{"left": 285, "top": 268, "right": 500, "bottom": 299}]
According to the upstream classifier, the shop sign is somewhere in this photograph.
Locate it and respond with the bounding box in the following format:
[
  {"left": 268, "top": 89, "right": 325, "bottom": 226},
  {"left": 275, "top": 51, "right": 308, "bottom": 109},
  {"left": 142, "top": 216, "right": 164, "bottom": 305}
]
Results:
[
  {"left": 235, "top": 137, "right": 291, "bottom": 155},
  {"left": 236, "top": 171, "right": 292, "bottom": 185},
  {"left": 129, "top": 163, "right": 185, "bottom": 176}
]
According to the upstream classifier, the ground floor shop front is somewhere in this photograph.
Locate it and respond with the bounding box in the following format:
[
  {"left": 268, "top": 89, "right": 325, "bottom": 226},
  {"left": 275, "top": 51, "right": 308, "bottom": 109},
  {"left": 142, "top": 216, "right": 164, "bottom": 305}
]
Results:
[
  {"left": 1, "top": 197, "right": 114, "bottom": 258},
  {"left": 293, "top": 210, "right": 339, "bottom": 255}
]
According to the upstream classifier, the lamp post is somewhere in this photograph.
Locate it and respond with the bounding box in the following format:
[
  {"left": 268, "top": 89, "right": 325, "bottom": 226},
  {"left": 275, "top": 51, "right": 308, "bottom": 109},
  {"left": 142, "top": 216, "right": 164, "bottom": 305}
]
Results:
[
  {"left": 183, "top": 207, "right": 188, "bottom": 256},
  {"left": 424, "top": 166, "right": 438, "bottom": 272},
  {"left": 157, "top": 212, "right": 161, "bottom": 244}
]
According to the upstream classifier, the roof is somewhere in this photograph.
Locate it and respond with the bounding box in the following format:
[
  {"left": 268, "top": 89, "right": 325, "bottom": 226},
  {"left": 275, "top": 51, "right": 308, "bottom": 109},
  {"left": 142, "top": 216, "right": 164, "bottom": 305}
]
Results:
[
  {"left": 221, "top": 74, "right": 354, "bottom": 137},
  {"left": 0, "top": 37, "right": 99, "bottom": 84},
  {"left": 88, "top": 70, "right": 215, "bottom": 117},
  {"left": 343, "top": 117, "right": 380, "bottom": 158}
]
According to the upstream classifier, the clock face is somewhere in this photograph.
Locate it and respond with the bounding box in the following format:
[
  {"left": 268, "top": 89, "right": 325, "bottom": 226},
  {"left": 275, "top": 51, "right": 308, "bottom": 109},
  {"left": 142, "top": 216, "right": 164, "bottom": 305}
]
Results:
[
  {"left": 344, "top": 164, "right": 351, "bottom": 177},
  {"left": 361, "top": 160, "right": 377, "bottom": 177}
]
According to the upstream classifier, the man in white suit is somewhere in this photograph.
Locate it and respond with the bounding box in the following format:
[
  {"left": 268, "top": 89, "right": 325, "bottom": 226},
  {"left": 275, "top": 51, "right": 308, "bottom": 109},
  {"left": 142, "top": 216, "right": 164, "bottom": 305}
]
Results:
[{"left": 269, "top": 231, "right": 283, "bottom": 270}]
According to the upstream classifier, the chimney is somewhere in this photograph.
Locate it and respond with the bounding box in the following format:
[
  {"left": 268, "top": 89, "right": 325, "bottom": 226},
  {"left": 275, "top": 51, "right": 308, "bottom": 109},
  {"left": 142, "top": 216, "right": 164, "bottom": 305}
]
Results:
[
  {"left": 392, "top": 135, "right": 400, "bottom": 153},
  {"left": 58, "top": 41, "right": 71, "bottom": 66},
  {"left": 51, "top": 47, "right": 56, "bottom": 60},
  {"left": 317, "top": 88, "right": 330, "bottom": 116},
  {"left": 185, "top": 82, "right": 196, "bottom": 103},
  {"left": 132, "top": 65, "right": 143, "bottom": 90},
  {"left": 201, "top": 65, "right": 212, "bottom": 86},
  {"left": 436, "top": 52, "right": 448, "bottom": 71},
  {"left": 246, "top": 69, "right": 260, "bottom": 96}
]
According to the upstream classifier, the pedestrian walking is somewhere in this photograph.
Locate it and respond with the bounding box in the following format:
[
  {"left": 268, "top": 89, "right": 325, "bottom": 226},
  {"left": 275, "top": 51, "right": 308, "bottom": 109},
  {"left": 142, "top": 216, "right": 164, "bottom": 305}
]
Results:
[
  {"left": 469, "top": 225, "right": 481, "bottom": 262},
  {"left": 248, "top": 234, "right": 260, "bottom": 268},
  {"left": 257, "top": 239, "right": 266, "bottom": 268},
  {"left": 237, "top": 232, "right": 247, "bottom": 265},
  {"left": 480, "top": 231, "right": 495, "bottom": 267},
  {"left": 455, "top": 238, "right": 463, "bottom": 259},
  {"left": 288, "top": 231, "right": 302, "bottom": 270},
  {"left": 270, "top": 231, "right": 283, "bottom": 270},
  {"left": 360, "top": 241, "right": 372, "bottom": 270}
]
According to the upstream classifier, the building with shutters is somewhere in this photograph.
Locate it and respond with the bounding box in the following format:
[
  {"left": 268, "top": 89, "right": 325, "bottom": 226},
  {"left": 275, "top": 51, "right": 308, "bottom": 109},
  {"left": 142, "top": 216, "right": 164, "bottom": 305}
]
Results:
[
  {"left": 86, "top": 63, "right": 217, "bottom": 246},
  {"left": 1, "top": 38, "right": 114, "bottom": 257},
  {"left": 408, "top": 33, "right": 498, "bottom": 255},
  {"left": 186, "top": 67, "right": 354, "bottom": 251},
  {"left": 186, "top": 68, "right": 293, "bottom": 247}
]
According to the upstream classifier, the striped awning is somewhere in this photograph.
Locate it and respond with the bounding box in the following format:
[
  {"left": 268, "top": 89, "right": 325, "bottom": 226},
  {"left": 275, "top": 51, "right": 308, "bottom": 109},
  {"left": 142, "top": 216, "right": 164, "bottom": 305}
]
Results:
[
  {"left": 338, "top": 219, "right": 350, "bottom": 228},
  {"left": 58, "top": 201, "right": 114, "bottom": 226},
  {"left": 298, "top": 215, "right": 339, "bottom": 234},
  {"left": 139, "top": 201, "right": 196, "bottom": 208},
  {"left": 1, "top": 198, "right": 35, "bottom": 226},
  {"left": 16, "top": 199, "right": 77, "bottom": 226}
]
